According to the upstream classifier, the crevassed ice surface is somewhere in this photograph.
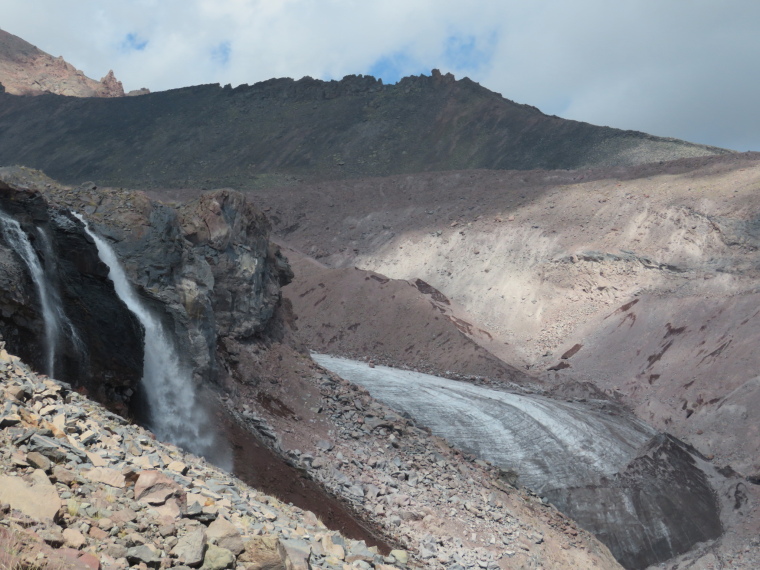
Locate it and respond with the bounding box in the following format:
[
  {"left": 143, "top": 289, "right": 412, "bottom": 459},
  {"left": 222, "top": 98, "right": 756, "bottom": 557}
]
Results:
[
  {"left": 313, "top": 354, "right": 656, "bottom": 492},
  {"left": 77, "top": 214, "right": 230, "bottom": 467}
]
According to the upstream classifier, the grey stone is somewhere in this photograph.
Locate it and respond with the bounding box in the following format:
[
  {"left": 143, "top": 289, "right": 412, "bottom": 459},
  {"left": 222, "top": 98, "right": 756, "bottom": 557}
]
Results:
[
  {"left": 202, "top": 544, "right": 235, "bottom": 570},
  {"left": 26, "top": 451, "right": 51, "bottom": 472},
  {"left": 277, "top": 539, "right": 311, "bottom": 570},
  {"left": 171, "top": 526, "right": 207, "bottom": 567},
  {"left": 126, "top": 545, "right": 161, "bottom": 568}
]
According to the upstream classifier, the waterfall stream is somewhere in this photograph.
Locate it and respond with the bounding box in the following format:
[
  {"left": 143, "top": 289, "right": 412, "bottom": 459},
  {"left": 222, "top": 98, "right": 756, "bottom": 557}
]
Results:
[
  {"left": 76, "top": 214, "right": 229, "bottom": 464},
  {"left": 35, "top": 227, "right": 86, "bottom": 361},
  {"left": 0, "top": 211, "right": 63, "bottom": 377}
]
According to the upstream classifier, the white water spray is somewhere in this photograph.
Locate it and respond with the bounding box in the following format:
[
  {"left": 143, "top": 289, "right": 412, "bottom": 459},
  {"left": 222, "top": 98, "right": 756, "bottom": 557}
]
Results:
[
  {"left": 0, "top": 211, "right": 61, "bottom": 376},
  {"left": 35, "top": 227, "right": 86, "bottom": 360},
  {"left": 76, "top": 214, "right": 229, "bottom": 464}
]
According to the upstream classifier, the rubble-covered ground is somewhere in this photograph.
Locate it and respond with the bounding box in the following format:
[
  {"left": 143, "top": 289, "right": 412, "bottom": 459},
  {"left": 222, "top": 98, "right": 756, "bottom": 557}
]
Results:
[{"left": 0, "top": 341, "right": 622, "bottom": 570}]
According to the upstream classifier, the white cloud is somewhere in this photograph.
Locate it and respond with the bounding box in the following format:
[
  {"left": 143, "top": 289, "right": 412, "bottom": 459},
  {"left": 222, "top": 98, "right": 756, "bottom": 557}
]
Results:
[{"left": 2, "top": 0, "right": 759, "bottom": 150}]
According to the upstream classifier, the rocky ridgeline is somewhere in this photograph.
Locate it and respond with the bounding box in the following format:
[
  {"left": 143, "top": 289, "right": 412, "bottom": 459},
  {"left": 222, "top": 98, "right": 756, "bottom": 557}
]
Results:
[
  {"left": 0, "top": 345, "right": 408, "bottom": 570},
  {"left": 233, "top": 369, "right": 621, "bottom": 569}
]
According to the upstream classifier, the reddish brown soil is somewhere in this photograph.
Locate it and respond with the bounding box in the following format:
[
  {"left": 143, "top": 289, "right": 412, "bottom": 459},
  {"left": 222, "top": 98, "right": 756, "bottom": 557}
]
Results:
[
  {"left": 281, "top": 244, "right": 529, "bottom": 383},
  {"left": 218, "top": 410, "right": 392, "bottom": 553}
]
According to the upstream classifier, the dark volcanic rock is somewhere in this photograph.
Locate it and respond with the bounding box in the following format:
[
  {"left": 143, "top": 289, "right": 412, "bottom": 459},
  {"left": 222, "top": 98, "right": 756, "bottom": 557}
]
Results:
[
  {"left": 545, "top": 435, "right": 723, "bottom": 570},
  {"left": 0, "top": 169, "right": 292, "bottom": 414},
  {"left": 1, "top": 169, "right": 292, "bottom": 386},
  {"left": 0, "top": 70, "right": 730, "bottom": 191},
  {"left": 0, "top": 179, "right": 143, "bottom": 405}
]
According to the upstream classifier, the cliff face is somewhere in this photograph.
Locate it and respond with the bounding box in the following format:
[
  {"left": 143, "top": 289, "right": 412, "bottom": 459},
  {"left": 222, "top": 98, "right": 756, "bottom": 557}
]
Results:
[
  {"left": 0, "top": 167, "right": 292, "bottom": 412},
  {"left": 0, "top": 29, "right": 127, "bottom": 97},
  {"left": 0, "top": 70, "right": 730, "bottom": 191},
  {"left": 0, "top": 180, "right": 143, "bottom": 408}
]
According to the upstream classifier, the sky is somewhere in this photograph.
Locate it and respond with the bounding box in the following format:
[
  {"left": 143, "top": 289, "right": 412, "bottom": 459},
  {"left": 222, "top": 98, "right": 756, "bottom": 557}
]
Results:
[{"left": 3, "top": 1, "right": 760, "bottom": 151}]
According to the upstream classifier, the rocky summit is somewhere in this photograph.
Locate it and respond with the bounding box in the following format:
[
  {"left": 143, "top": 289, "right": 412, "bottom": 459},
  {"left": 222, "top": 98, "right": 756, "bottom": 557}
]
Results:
[
  {"left": 0, "top": 29, "right": 138, "bottom": 98},
  {"left": 0, "top": 70, "right": 729, "bottom": 191}
]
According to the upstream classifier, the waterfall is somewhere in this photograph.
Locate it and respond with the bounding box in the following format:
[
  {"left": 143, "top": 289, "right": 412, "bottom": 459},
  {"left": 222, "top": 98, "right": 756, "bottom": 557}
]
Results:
[
  {"left": 0, "top": 211, "right": 61, "bottom": 377},
  {"left": 35, "top": 227, "right": 86, "bottom": 361},
  {"left": 75, "top": 214, "right": 229, "bottom": 465}
]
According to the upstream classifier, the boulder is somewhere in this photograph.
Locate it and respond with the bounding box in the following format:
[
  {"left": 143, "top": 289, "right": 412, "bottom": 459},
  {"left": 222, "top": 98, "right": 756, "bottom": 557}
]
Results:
[
  {"left": 206, "top": 517, "right": 244, "bottom": 555},
  {"left": 202, "top": 544, "right": 235, "bottom": 570},
  {"left": 277, "top": 539, "right": 311, "bottom": 570},
  {"left": 134, "top": 470, "right": 186, "bottom": 506},
  {"left": 239, "top": 536, "right": 283, "bottom": 569},
  {"left": 25, "top": 451, "right": 51, "bottom": 472},
  {"left": 126, "top": 545, "right": 161, "bottom": 568},
  {"left": 85, "top": 466, "right": 126, "bottom": 488},
  {"left": 0, "top": 470, "right": 61, "bottom": 521},
  {"left": 171, "top": 526, "right": 207, "bottom": 567},
  {"left": 62, "top": 528, "right": 86, "bottom": 549}
]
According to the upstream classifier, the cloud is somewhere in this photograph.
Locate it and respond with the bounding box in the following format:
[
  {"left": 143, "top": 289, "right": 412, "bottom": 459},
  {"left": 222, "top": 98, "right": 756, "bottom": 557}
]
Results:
[
  {"left": 443, "top": 32, "right": 497, "bottom": 73},
  {"left": 1, "top": 0, "right": 759, "bottom": 151}
]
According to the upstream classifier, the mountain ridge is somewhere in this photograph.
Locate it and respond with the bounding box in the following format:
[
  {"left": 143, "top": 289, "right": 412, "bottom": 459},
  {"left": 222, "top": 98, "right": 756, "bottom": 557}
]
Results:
[{"left": 0, "top": 69, "right": 731, "bottom": 191}]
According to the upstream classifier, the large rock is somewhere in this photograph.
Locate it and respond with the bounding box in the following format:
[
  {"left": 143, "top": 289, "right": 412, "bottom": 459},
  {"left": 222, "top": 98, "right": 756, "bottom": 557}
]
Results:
[
  {"left": 171, "top": 526, "right": 207, "bottom": 567},
  {"left": 277, "top": 539, "right": 311, "bottom": 570},
  {"left": 84, "top": 467, "right": 125, "bottom": 488},
  {"left": 0, "top": 470, "right": 61, "bottom": 521},
  {"left": 134, "top": 470, "right": 187, "bottom": 518},
  {"left": 239, "top": 536, "right": 284, "bottom": 570},
  {"left": 206, "top": 517, "right": 244, "bottom": 556},
  {"left": 202, "top": 544, "right": 235, "bottom": 570},
  {"left": 126, "top": 545, "right": 161, "bottom": 568}
]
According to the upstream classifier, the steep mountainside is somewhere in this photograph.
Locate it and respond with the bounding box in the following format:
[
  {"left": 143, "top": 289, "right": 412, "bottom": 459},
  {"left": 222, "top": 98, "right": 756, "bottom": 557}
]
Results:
[
  {"left": 244, "top": 152, "right": 760, "bottom": 475},
  {"left": 222, "top": 152, "right": 760, "bottom": 568},
  {"left": 0, "top": 28, "right": 130, "bottom": 97},
  {"left": 0, "top": 70, "right": 729, "bottom": 190}
]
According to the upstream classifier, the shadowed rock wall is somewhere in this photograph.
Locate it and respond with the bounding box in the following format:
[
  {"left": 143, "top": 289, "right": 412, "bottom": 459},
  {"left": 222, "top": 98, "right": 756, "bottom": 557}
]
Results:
[
  {"left": 0, "top": 181, "right": 143, "bottom": 408},
  {"left": 0, "top": 169, "right": 293, "bottom": 413}
]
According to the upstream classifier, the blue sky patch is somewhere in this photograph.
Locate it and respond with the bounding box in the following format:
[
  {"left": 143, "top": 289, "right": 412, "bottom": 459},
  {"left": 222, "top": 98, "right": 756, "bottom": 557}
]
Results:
[
  {"left": 212, "top": 41, "right": 232, "bottom": 66},
  {"left": 367, "top": 52, "right": 428, "bottom": 84},
  {"left": 122, "top": 32, "right": 148, "bottom": 52},
  {"left": 443, "top": 32, "right": 497, "bottom": 72}
]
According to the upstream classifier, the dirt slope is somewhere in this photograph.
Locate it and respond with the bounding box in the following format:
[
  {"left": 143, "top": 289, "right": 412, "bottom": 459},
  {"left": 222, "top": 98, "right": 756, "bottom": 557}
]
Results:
[
  {"left": 245, "top": 152, "right": 760, "bottom": 567},
  {"left": 281, "top": 244, "right": 530, "bottom": 383}
]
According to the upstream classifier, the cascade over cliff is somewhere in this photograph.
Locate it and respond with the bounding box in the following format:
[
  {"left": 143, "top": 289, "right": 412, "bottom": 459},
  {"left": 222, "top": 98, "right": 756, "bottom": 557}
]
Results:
[{"left": 0, "top": 167, "right": 293, "bottom": 414}]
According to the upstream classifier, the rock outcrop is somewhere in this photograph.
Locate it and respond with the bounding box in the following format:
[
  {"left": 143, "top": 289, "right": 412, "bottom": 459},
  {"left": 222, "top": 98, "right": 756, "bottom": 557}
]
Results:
[
  {"left": 0, "top": 179, "right": 143, "bottom": 409},
  {"left": 0, "top": 29, "right": 128, "bottom": 97},
  {"left": 0, "top": 168, "right": 292, "bottom": 414}
]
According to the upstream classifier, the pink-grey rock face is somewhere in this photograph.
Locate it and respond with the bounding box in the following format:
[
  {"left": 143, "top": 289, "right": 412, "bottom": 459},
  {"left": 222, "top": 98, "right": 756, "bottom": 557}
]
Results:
[{"left": 0, "top": 29, "right": 128, "bottom": 97}]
